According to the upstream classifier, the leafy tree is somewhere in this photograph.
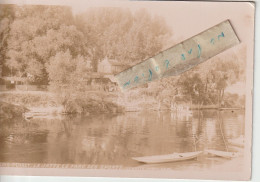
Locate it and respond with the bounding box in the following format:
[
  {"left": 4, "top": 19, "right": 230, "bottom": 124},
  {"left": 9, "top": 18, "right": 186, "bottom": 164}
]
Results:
[
  {"left": 177, "top": 73, "right": 205, "bottom": 105},
  {"left": 175, "top": 45, "right": 246, "bottom": 107},
  {"left": 46, "top": 50, "right": 91, "bottom": 87},
  {"left": 4, "top": 5, "right": 77, "bottom": 83},
  {"left": 46, "top": 49, "right": 92, "bottom": 112},
  {"left": 0, "top": 5, "right": 15, "bottom": 76},
  {"left": 75, "top": 8, "right": 172, "bottom": 71}
]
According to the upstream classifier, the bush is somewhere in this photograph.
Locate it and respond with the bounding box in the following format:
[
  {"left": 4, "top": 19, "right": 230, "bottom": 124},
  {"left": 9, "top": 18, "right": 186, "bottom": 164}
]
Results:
[
  {"left": 0, "top": 101, "right": 28, "bottom": 119},
  {"left": 0, "top": 92, "right": 57, "bottom": 107},
  {"left": 54, "top": 91, "right": 124, "bottom": 114}
]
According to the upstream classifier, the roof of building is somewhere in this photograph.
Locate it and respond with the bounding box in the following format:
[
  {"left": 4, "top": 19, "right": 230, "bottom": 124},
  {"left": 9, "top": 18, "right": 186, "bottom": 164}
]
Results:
[{"left": 107, "top": 59, "right": 124, "bottom": 66}]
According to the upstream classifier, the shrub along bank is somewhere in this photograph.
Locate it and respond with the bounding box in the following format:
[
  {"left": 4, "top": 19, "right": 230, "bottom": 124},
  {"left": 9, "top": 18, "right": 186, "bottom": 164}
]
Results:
[{"left": 0, "top": 101, "right": 28, "bottom": 119}]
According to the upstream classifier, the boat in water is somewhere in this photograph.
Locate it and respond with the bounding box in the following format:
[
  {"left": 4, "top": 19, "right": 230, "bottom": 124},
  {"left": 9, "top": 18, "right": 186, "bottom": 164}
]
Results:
[
  {"left": 228, "top": 136, "right": 245, "bottom": 148},
  {"left": 132, "top": 151, "right": 203, "bottom": 164},
  {"left": 205, "top": 149, "right": 239, "bottom": 159}
]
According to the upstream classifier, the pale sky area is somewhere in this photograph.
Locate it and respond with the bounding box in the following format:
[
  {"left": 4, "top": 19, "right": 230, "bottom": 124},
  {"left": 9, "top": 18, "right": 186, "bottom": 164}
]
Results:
[
  {"left": 67, "top": 0, "right": 254, "bottom": 44},
  {"left": 1, "top": 0, "right": 254, "bottom": 43}
]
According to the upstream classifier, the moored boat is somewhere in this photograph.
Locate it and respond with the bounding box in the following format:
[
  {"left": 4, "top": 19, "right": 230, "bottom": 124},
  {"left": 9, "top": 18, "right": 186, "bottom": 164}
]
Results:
[
  {"left": 132, "top": 151, "right": 203, "bottom": 164},
  {"left": 205, "top": 149, "right": 239, "bottom": 159},
  {"left": 228, "top": 136, "right": 244, "bottom": 148}
]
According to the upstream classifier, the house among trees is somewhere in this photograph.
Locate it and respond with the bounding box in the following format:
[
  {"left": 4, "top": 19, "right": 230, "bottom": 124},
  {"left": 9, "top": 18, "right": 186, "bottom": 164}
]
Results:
[
  {"left": 98, "top": 57, "right": 129, "bottom": 75},
  {"left": 87, "top": 58, "right": 131, "bottom": 92}
]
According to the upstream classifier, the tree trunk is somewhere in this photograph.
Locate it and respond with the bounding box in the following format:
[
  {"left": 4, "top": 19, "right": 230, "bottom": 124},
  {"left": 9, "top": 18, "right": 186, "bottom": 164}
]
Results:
[
  {"left": 190, "top": 94, "right": 193, "bottom": 109},
  {"left": 218, "top": 90, "right": 220, "bottom": 108},
  {"left": 221, "top": 89, "right": 225, "bottom": 101},
  {"left": 219, "top": 88, "right": 225, "bottom": 107},
  {"left": 26, "top": 79, "right": 28, "bottom": 91}
]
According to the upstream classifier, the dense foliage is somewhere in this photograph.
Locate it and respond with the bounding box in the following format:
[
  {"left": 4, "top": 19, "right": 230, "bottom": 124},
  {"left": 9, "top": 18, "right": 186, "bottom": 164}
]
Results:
[
  {"left": 1, "top": 5, "right": 171, "bottom": 83},
  {"left": 0, "top": 4, "right": 246, "bottom": 112}
]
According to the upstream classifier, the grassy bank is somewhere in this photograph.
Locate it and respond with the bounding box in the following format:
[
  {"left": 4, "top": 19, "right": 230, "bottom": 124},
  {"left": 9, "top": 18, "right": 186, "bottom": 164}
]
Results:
[
  {"left": 190, "top": 104, "right": 244, "bottom": 110},
  {"left": 0, "top": 101, "right": 28, "bottom": 119},
  {"left": 0, "top": 91, "right": 124, "bottom": 115},
  {"left": 0, "top": 91, "right": 57, "bottom": 107}
]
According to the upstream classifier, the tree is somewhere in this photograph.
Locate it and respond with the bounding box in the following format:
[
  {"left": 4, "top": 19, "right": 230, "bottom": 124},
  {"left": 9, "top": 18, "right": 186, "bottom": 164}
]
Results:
[
  {"left": 0, "top": 5, "right": 15, "bottom": 76},
  {"left": 174, "top": 45, "right": 246, "bottom": 107},
  {"left": 46, "top": 50, "right": 91, "bottom": 88},
  {"left": 46, "top": 50, "right": 92, "bottom": 112},
  {"left": 75, "top": 8, "right": 172, "bottom": 71},
  {"left": 4, "top": 5, "right": 78, "bottom": 83},
  {"left": 177, "top": 73, "right": 205, "bottom": 105}
]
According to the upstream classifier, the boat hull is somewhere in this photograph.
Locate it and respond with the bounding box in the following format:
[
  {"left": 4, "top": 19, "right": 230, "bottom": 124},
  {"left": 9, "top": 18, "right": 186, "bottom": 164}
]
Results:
[
  {"left": 205, "top": 149, "right": 239, "bottom": 158},
  {"left": 228, "top": 136, "right": 245, "bottom": 148},
  {"left": 132, "top": 151, "right": 203, "bottom": 164}
]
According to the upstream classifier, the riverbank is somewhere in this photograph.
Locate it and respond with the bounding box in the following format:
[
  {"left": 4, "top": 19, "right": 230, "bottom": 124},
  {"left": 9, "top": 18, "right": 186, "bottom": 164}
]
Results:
[
  {"left": 0, "top": 91, "right": 124, "bottom": 116},
  {"left": 0, "top": 91, "right": 57, "bottom": 107},
  {"left": 190, "top": 104, "right": 244, "bottom": 110},
  {"left": 0, "top": 101, "right": 28, "bottom": 119},
  {"left": 0, "top": 91, "right": 243, "bottom": 118}
]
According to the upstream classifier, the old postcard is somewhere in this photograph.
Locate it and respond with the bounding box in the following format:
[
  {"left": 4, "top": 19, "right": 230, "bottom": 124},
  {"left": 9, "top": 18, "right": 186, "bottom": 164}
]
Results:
[{"left": 0, "top": 0, "right": 255, "bottom": 180}]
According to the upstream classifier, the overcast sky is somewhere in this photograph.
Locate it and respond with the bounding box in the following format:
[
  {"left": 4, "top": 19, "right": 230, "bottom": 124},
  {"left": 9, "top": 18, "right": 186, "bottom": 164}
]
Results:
[
  {"left": 67, "top": 0, "right": 254, "bottom": 44},
  {"left": 1, "top": 0, "right": 254, "bottom": 44}
]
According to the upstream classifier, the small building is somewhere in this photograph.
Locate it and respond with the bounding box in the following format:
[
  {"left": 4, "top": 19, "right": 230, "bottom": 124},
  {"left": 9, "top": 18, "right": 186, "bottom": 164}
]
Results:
[
  {"left": 98, "top": 58, "right": 129, "bottom": 74},
  {"left": 87, "top": 58, "right": 136, "bottom": 92}
]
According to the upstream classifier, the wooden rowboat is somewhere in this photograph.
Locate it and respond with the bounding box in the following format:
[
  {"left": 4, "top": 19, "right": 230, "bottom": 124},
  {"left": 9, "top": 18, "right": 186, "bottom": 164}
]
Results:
[
  {"left": 132, "top": 151, "right": 203, "bottom": 164},
  {"left": 205, "top": 149, "right": 239, "bottom": 159}
]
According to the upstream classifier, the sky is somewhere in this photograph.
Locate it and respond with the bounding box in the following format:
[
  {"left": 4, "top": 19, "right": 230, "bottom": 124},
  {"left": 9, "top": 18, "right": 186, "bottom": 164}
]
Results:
[
  {"left": 1, "top": 0, "right": 254, "bottom": 43},
  {"left": 68, "top": 0, "right": 254, "bottom": 44}
]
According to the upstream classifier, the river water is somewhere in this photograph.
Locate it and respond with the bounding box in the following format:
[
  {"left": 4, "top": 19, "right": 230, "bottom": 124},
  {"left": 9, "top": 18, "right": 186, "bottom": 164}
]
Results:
[{"left": 0, "top": 110, "right": 245, "bottom": 171}]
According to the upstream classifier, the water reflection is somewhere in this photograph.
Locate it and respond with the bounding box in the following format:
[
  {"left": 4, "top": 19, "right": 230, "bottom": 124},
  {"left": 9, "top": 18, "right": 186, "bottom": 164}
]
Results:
[{"left": 0, "top": 110, "right": 245, "bottom": 171}]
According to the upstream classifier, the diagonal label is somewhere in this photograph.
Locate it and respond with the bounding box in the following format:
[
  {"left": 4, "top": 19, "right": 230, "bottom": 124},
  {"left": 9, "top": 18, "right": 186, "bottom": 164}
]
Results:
[{"left": 115, "top": 20, "right": 240, "bottom": 91}]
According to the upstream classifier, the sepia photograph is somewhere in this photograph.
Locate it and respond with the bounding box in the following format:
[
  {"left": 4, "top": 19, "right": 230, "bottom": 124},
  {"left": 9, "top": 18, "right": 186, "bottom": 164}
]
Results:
[{"left": 0, "top": 0, "right": 254, "bottom": 180}]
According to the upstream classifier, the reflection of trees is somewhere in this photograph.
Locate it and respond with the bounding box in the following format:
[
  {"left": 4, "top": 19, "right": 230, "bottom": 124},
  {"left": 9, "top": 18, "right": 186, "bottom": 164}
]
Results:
[
  {"left": 175, "top": 121, "right": 189, "bottom": 138},
  {"left": 198, "top": 111, "right": 224, "bottom": 150},
  {"left": 0, "top": 118, "right": 49, "bottom": 163},
  {"left": 61, "top": 116, "right": 74, "bottom": 137},
  {"left": 221, "top": 110, "right": 244, "bottom": 139},
  {"left": 195, "top": 110, "right": 244, "bottom": 151},
  {"left": 0, "top": 109, "right": 245, "bottom": 165}
]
